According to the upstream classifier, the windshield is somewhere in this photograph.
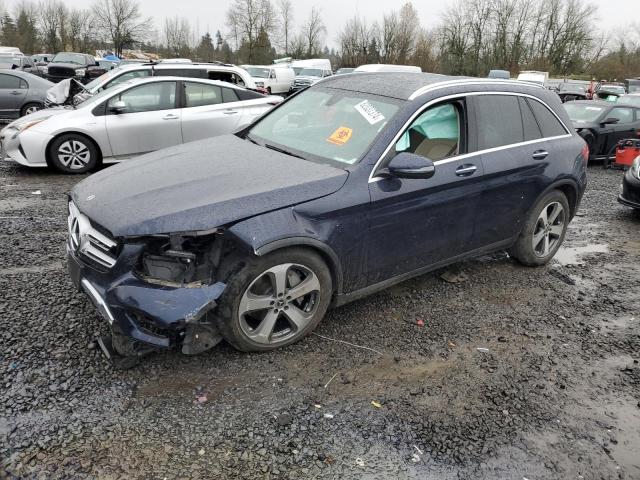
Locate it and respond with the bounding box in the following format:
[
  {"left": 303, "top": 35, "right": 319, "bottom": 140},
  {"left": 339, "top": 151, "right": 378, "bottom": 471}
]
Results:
[
  {"left": 619, "top": 95, "right": 640, "bottom": 107},
  {"left": 299, "top": 68, "right": 323, "bottom": 77},
  {"left": 559, "top": 83, "right": 586, "bottom": 93},
  {"left": 564, "top": 104, "right": 605, "bottom": 123},
  {"left": 248, "top": 88, "right": 401, "bottom": 165},
  {"left": 75, "top": 79, "right": 135, "bottom": 108},
  {"left": 0, "top": 54, "right": 17, "bottom": 64},
  {"left": 247, "top": 67, "right": 270, "bottom": 78},
  {"left": 600, "top": 85, "right": 625, "bottom": 94},
  {"left": 84, "top": 66, "right": 126, "bottom": 92},
  {"left": 52, "top": 53, "right": 86, "bottom": 65}
]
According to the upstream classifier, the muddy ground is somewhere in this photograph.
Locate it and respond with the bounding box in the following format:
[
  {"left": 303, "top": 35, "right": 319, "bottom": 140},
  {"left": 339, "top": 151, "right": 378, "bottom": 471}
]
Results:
[{"left": 1, "top": 162, "right": 639, "bottom": 480}]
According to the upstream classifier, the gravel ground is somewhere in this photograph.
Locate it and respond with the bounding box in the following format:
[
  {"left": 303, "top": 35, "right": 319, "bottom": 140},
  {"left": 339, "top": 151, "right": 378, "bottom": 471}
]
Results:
[{"left": 1, "top": 161, "right": 639, "bottom": 479}]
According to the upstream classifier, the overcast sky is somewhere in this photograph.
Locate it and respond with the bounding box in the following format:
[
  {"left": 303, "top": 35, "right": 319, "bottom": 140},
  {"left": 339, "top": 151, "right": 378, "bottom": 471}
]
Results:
[{"left": 62, "top": 0, "right": 638, "bottom": 49}]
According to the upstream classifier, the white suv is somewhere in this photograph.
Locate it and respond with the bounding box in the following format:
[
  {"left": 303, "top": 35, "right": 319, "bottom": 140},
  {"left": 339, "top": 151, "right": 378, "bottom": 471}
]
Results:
[{"left": 74, "top": 62, "right": 262, "bottom": 103}]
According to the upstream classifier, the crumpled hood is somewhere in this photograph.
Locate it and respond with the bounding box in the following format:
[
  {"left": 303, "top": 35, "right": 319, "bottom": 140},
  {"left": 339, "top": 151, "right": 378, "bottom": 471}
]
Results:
[{"left": 71, "top": 135, "right": 348, "bottom": 237}]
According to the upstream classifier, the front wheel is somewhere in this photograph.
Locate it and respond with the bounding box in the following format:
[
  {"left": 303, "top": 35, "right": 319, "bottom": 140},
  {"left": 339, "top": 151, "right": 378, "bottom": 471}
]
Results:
[
  {"left": 21, "top": 102, "right": 43, "bottom": 116},
  {"left": 510, "top": 190, "right": 570, "bottom": 266},
  {"left": 48, "top": 134, "right": 99, "bottom": 174},
  {"left": 216, "top": 248, "right": 333, "bottom": 352}
]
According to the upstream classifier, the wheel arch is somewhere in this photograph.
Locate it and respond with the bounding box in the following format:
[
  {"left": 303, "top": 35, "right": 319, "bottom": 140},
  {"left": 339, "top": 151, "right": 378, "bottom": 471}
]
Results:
[
  {"left": 45, "top": 131, "right": 103, "bottom": 168},
  {"left": 531, "top": 179, "right": 579, "bottom": 219},
  {"left": 254, "top": 237, "right": 344, "bottom": 295}
]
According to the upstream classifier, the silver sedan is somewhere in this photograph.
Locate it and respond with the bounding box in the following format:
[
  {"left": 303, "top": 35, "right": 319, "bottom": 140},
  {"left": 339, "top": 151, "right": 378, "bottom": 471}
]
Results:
[{"left": 0, "top": 76, "right": 282, "bottom": 173}]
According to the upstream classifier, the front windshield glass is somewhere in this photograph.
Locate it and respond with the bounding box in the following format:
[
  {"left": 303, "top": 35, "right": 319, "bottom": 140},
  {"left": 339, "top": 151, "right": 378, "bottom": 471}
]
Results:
[
  {"left": 619, "top": 95, "right": 640, "bottom": 107},
  {"left": 52, "top": 53, "right": 85, "bottom": 65},
  {"left": 248, "top": 88, "right": 401, "bottom": 165},
  {"left": 247, "top": 67, "right": 270, "bottom": 78},
  {"left": 564, "top": 104, "right": 605, "bottom": 123},
  {"left": 299, "top": 68, "right": 322, "bottom": 77},
  {"left": 559, "top": 83, "right": 586, "bottom": 92},
  {"left": 75, "top": 79, "right": 134, "bottom": 108},
  {"left": 84, "top": 66, "right": 126, "bottom": 92}
]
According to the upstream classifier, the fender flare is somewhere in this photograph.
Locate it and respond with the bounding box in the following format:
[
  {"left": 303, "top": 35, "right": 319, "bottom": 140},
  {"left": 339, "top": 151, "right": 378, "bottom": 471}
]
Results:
[
  {"left": 532, "top": 178, "right": 580, "bottom": 218},
  {"left": 254, "top": 237, "right": 344, "bottom": 294}
]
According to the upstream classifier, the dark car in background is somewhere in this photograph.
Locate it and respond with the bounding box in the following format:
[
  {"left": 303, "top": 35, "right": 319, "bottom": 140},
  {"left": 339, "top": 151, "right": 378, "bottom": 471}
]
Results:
[
  {"left": 44, "top": 52, "right": 100, "bottom": 83},
  {"left": 66, "top": 73, "right": 587, "bottom": 361},
  {"left": 557, "top": 82, "right": 588, "bottom": 103},
  {"left": 565, "top": 100, "right": 640, "bottom": 161},
  {"left": 0, "top": 70, "right": 52, "bottom": 120}
]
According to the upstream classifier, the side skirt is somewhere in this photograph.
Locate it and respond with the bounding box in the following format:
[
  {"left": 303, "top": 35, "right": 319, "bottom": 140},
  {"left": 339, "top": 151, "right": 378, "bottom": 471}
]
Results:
[{"left": 332, "top": 238, "right": 516, "bottom": 308}]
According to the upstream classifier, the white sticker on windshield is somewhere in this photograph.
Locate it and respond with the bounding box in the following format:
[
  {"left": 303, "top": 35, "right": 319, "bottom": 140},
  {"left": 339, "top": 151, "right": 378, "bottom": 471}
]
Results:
[{"left": 355, "top": 100, "right": 385, "bottom": 125}]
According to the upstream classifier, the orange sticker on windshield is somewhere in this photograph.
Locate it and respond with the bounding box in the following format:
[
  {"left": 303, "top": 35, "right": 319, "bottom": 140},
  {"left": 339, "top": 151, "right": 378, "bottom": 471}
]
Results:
[{"left": 327, "top": 126, "right": 353, "bottom": 146}]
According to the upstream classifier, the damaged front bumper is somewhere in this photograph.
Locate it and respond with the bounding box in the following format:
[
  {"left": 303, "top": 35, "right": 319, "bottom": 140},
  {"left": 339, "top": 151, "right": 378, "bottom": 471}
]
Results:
[{"left": 67, "top": 242, "right": 226, "bottom": 356}]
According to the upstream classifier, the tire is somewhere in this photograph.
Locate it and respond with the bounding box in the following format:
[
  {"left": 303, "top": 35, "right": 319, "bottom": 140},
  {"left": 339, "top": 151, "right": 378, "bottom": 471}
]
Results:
[
  {"left": 510, "top": 190, "right": 570, "bottom": 267},
  {"left": 267, "top": 87, "right": 272, "bottom": 94},
  {"left": 215, "top": 248, "right": 333, "bottom": 352},
  {"left": 48, "top": 133, "right": 99, "bottom": 174},
  {"left": 21, "top": 102, "right": 43, "bottom": 117}
]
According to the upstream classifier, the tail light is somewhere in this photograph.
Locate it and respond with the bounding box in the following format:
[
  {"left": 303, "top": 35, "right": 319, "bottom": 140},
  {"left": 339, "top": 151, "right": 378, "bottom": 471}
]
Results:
[{"left": 581, "top": 143, "right": 589, "bottom": 162}]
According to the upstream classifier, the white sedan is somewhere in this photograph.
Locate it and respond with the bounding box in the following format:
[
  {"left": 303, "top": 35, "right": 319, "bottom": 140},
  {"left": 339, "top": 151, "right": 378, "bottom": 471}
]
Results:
[{"left": 0, "top": 77, "right": 282, "bottom": 173}]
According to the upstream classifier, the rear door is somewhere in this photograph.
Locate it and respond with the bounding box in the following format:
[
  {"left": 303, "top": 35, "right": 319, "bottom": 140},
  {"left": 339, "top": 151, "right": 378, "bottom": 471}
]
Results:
[
  {"left": 606, "top": 106, "right": 638, "bottom": 145},
  {"left": 469, "top": 94, "right": 571, "bottom": 247},
  {"left": 0, "top": 73, "right": 26, "bottom": 118},
  {"left": 105, "top": 81, "right": 182, "bottom": 157},
  {"left": 180, "top": 81, "right": 244, "bottom": 142}
]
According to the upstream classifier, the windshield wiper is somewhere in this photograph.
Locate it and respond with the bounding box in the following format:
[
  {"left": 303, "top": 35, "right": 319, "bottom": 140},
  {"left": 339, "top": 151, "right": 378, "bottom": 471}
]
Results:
[{"left": 264, "top": 143, "right": 306, "bottom": 160}]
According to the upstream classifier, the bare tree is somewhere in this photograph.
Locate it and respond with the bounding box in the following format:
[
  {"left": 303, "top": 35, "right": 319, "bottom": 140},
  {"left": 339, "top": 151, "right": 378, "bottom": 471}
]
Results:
[
  {"left": 68, "top": 9, "right": 93, "bottom": 52},
  {"left": 92, "top": 0, "right": 151, "bottom": 56},
  {"left": 225, "top": 0, "right": 275, "bottom": 62},
  {"left": 164, "top": 16, "right": 192, "bottom": 57},
  {"left": 276, "top": 0, "right": 293, "bottom": 54},
  {"left": 38, "top": 0, "right": 66, "bottom": 52},
  {"left": 300, "top": 6, "right": 325, "bottom": 57}
]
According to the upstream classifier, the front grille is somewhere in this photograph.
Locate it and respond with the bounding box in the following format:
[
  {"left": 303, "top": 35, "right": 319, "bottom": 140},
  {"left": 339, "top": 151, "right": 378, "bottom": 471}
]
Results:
[
  {"left": 68, "top": 202, "right": 118, "bottom": 269},
  {"left": 294, "top": 80, "right": 311, "bottom": 87},
  {"left": 48, "top": 65, "right": 75, "bottom": 77}
]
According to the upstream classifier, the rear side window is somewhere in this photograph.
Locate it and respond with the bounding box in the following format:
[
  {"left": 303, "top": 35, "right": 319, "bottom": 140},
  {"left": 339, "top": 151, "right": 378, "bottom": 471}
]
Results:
[
  {"left": 518, "top": 97, "right": 542, "bottom": 141},
  {"left": 475, "top": 95, "right": 524, "bottom": 150},
  {"left": 0, "top": 74, "right": 22, "bottom": 89},
  {"left": 184, "top": 81, "right": 221, "bottom": 107},
  {"left": 106, "top": 70, "right": 151, "bottom": 89},
  {"left": 222, "top": 87, "right": 239, "bottom": 103},
  {"left": 527, "top": 99, "right": 567, "bottom": 137},
  {"left": 237, "top": 89, "right": 263, "bottom": 100}
]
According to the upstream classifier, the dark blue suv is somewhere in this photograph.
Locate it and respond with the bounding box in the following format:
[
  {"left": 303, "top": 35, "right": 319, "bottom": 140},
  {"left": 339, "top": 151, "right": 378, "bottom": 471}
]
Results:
[{"left": 67, "top": 73, "right": 588, "bottom": 359}]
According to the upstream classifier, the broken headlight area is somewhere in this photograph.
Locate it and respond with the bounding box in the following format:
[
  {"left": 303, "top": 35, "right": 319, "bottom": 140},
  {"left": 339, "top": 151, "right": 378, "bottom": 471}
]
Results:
[{"left": 137, "top": 230, "right": 227, "bottom": 286}]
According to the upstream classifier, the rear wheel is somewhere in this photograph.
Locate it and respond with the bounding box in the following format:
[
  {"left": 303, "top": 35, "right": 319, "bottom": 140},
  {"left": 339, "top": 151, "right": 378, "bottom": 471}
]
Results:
[
  {"left": 510, "top": 190, "right": 570, "bottom": 266},
  {"left": 21, "top": 102, "right": 43, "bottom": 116},
  {"left": 48, "top": 134, "right": 99, "bottom": 174},
  {"left": 216, "top": 248, "right": 332, "bottom": 352}
]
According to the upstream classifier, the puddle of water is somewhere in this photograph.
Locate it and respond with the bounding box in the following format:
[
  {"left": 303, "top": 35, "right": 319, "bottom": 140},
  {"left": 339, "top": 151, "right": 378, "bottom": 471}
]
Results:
[{"left": 554, "top": 244, "right": 609, "bottom": 266}]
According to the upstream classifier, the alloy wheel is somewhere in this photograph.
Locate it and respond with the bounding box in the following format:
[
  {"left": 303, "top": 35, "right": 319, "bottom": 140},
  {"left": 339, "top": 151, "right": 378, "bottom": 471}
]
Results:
[
  {"left": 58, "top": 140, "right": 91, "bottom": 170},
  {"left": 238, "top": 263, "right": 321, "bottom": 345},
  {"left": 25, "top": 105, "right": 40, "bottom": 115},
  {"left": 532, "top": 201, "right": 565, "bottom": 257}
]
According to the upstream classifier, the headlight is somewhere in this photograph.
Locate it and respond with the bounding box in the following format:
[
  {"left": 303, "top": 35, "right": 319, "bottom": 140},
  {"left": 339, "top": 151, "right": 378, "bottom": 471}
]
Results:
[
  {"left": 631, "top": 156, "right": 640, "bottom": 180},
  {"left": 14, "top": 117, "right": 50, "bottom": 135},
  {"left": 255, "top": 81, "right": 264, "bottom": 87},
  {"left": 75, "top": 68, "right": 86, "bottom": 76},
  {"left": 42, "top": 66, "right": 48, "bottom": 74}
]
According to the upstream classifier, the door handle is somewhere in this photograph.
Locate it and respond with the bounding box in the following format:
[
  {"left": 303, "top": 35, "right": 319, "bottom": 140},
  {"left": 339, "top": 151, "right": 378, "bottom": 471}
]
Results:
[
  {"left": 10, "top": 91, "right": 22, "bottom": 95},
  {"left": 162, "top": 114, "right": 179, "bottom": 120},
  {"left": 532, "top": 150, "right": 549, "bottom": 160},
  {"left": 224, "top": 110, "right": 239, "bottom": 115},
  {"left": 455, "top": 164, "right": 477, "bottom": 177}
]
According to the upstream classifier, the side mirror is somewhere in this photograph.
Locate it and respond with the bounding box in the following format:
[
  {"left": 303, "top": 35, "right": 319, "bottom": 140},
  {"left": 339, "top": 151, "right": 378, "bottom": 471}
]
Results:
[
  {"left": 109, "top": 100, "right": 126, "bottom": 113},
  {"left": 602, "top": 117, "right": 620, "bottom": 125},
  {"left": 380, "top": 152, "right": 436, "bottom": 179}
]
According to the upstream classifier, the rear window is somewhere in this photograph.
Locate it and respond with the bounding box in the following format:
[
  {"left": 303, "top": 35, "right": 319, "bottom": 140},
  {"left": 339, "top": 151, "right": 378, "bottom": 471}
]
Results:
[
  {"left": 527, "top": 99, "right": 567, "bottom": 137},
  {"left": 475, "top": 95, "right": 524, "bottom": 150}
]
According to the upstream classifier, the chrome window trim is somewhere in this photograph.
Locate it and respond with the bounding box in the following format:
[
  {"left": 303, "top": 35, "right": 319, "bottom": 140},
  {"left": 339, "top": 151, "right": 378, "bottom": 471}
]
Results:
[
  {"left": 369, "top": 91, "right": 572, "bottom": 183},
  {"left": 408, "top": 79, "right": 543, "bottom": 101}
]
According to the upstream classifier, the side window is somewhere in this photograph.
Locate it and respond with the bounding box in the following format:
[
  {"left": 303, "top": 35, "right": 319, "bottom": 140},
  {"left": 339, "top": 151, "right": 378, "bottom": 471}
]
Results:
[
  {"left": 607, "top": 107, "right": 634, "bottom": 124},
  {"left": 395, "top": 102, "right": 461, "bottom": 161},
  {"left": 222, "top": 87, "right": 239, "bottom": 103},
  {"left": 518, "top": 97, "right": 542, "bottom": 141},
  {"left": 0, "top": 74, "right": 22, "bottom": 89},
  {"left": 156, "top": 69, "right": 207, "bottom": 79},
  {"left": 527, "top": 99, "right": 568, "bottom": 137},
  {"left": 475, "top": 95, "right": 523, "bottom": 150},
  {"left": 184, "top": 81, "right": 222, "bottom": 108},
  {"left": 107, "top": 81, "right": 176, "bottom": 113},
  {"left": 106, "top": 70, "right": 151, "bottom": 89},
  {"left": 19, "top": 79, "right": 28, "bottom": 89}
]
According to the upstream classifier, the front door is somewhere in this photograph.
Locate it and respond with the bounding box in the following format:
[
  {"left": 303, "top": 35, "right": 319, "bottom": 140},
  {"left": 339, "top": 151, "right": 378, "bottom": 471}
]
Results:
[
  {"left": 105, "top": 81, "right": 182, "bottom": 158},
  {"left": 366, "top": 99, "right": 481, "bottom": 283},
  {"left": 605, "top": 106, "right": 640, "bottom": 148}
]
